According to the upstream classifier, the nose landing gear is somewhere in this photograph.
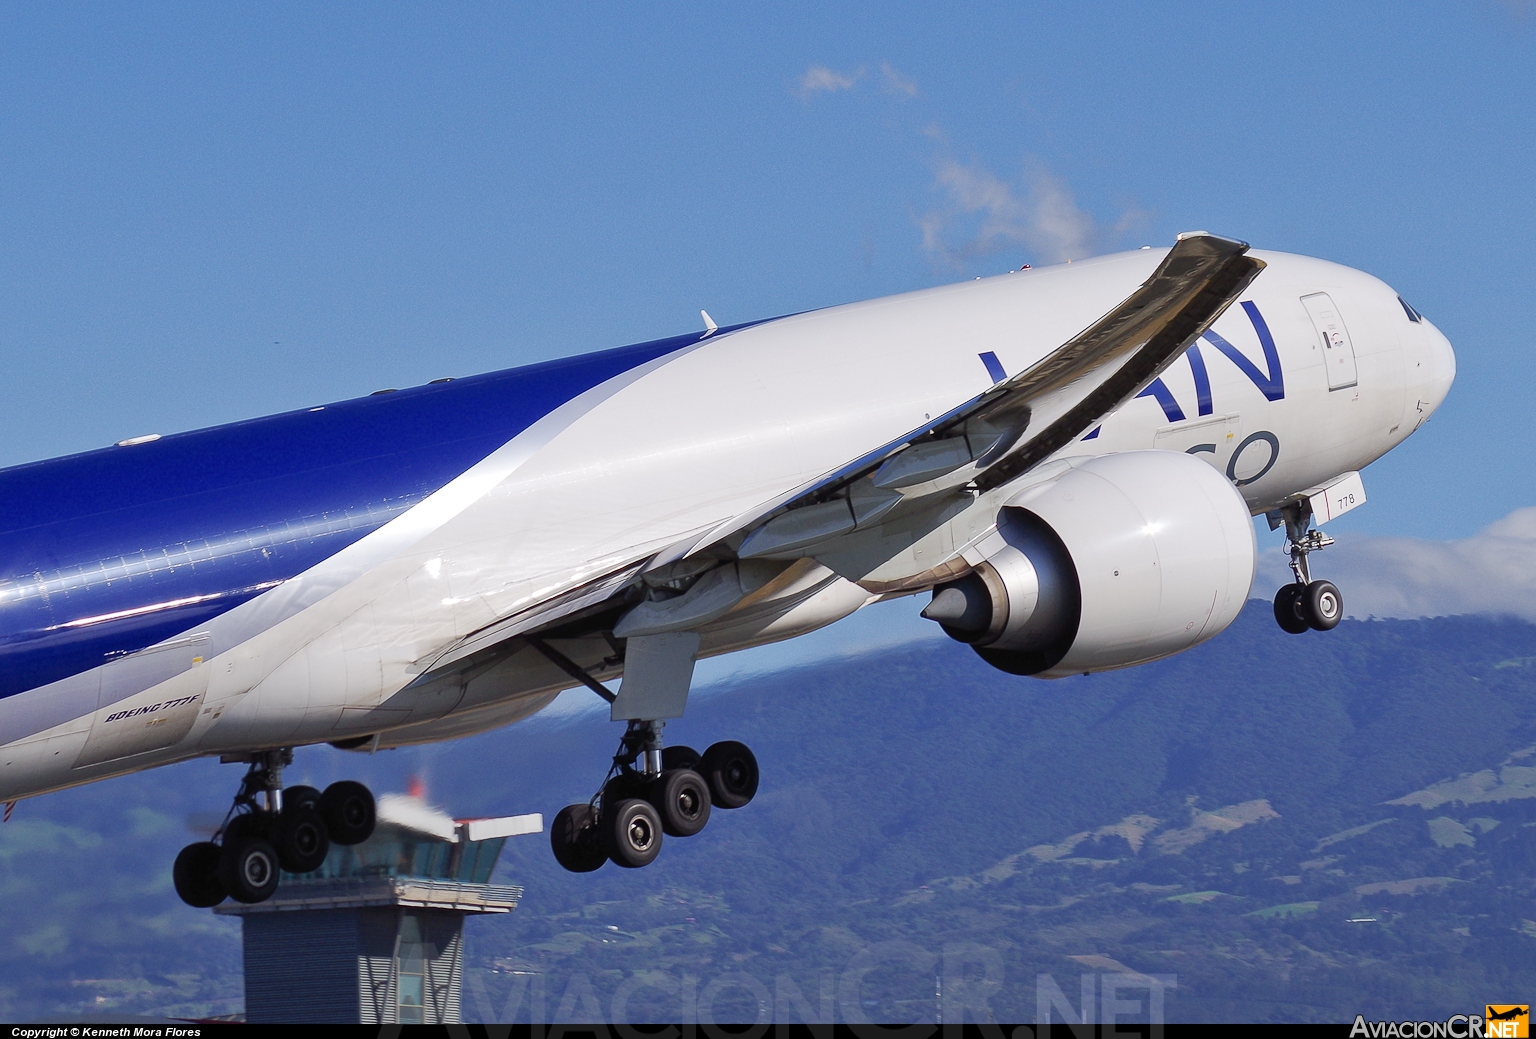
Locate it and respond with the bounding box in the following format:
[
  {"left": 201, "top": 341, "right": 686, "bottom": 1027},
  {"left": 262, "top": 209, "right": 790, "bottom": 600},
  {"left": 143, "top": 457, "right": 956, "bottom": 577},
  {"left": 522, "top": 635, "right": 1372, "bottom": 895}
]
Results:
[
  {"left": 172, "top": 750, "right": 378, "bottom": 908},
  {"left": 1271, "top": 501, "right": 1344, "bottom": 633},
  {"left": 1275, "top": 577, "right": 1343, "bottom": 632},
  {"left": 550, "top": 721, "right": 759, "bottom": 873}
]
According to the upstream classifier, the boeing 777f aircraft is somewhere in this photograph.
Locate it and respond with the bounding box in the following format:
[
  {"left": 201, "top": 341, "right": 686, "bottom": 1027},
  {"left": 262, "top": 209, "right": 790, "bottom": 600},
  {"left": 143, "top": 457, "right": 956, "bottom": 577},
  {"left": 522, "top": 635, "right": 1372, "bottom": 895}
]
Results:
[{"left": 0, "top": 234, "right": 1454, "bottom": 906}]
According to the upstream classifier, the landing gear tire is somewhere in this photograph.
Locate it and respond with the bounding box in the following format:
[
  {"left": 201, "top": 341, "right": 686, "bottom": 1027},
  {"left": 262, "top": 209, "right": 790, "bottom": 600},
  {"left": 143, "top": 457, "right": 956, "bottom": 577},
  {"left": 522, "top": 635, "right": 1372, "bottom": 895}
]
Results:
[
  {"left": 661, "top": 745, "right": 700, "bottom": 771},
  {"left": 222, "top": 811, "right": 268, "bottom": 844},
  {"left": 284, "top": 785, "right": 322, "bottom": 810},
  {"left": 219, "top": 835, "right": 282, "bottom": 904},
  {"left": 606, "top": 798, "right": 663, "bottom": 869},
  {"left": 699, "top": 740, "right": 758, "bottom": 809},
  {"left": 272, "top": 803, "right": 331, "bottom": 873},
  {"left": 601, "top": 772, "right": 647, "bottom": 806},
  {"left": 319, "top": 780, "right": 376, "bottom": 845},
  {"left": 1273, "top": 583, "right": 1310, "bottom": 634},
  {"left": 1302, "top": 580, "right": 1343, "bottom": 631},
  {"left": 173, "top": 841, "right": 226, "bottom": 908},
  {"left": 551, "top": 803, "right": 608, "bottom": 873},
  {"left": 649, "top": 768, "right": 711, "bottom": 837}
]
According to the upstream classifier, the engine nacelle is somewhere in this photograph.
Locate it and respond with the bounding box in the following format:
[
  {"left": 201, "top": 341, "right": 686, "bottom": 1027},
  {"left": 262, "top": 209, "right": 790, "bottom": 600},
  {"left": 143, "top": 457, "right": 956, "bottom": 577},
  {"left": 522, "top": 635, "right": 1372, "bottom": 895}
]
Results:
[{"left": 923, "top": 451, "right": 1256, "bottom": 677}]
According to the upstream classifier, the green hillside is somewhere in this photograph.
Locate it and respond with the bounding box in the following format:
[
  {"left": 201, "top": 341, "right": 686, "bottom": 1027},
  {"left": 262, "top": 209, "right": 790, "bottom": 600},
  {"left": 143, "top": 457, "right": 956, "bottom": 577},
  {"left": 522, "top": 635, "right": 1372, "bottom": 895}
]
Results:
[{"left": 1, "top": 602, "right": 1534, "bottom": 1022}]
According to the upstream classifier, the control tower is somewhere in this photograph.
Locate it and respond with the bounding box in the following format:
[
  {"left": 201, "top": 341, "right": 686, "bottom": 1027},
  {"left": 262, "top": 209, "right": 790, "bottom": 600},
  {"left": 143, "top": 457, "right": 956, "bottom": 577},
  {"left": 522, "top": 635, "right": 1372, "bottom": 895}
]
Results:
[{"left": 216, "top": 794, "right": 540, "bottom": 1024}]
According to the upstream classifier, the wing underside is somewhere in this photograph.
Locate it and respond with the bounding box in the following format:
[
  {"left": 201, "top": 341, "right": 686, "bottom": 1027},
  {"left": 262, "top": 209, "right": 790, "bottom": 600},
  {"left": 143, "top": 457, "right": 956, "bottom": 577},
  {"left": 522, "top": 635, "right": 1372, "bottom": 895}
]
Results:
[{"left": 416, "top": 233, "right": 1264, "bottom": 681}]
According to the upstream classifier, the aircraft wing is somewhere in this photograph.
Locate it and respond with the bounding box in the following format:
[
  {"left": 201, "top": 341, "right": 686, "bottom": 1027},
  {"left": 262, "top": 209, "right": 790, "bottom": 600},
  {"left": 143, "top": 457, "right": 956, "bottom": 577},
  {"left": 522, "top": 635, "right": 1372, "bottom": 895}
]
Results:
[
  {"left": 415, "top": 232, "right": 1262, "bottom": 679},
  {"left": 412, "top": 558, "right": 647, "bottom": 678},
  {"left": 660, "top": 231, "right": 1265, "bottom": 565}
]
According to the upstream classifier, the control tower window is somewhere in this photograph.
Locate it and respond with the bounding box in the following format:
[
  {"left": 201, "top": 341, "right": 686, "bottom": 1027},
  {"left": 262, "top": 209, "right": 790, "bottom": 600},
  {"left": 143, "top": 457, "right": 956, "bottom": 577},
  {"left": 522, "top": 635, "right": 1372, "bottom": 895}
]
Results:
[{"left": 397, "top": 913, "right": 428, "bottom": 1024}]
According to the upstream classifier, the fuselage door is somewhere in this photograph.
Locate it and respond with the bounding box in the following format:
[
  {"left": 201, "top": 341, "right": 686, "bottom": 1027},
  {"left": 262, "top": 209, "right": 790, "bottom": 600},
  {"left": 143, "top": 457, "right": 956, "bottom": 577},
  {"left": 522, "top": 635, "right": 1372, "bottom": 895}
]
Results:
[{"left": 1300, "top": 292, "right": 1358, "bottom": 391}]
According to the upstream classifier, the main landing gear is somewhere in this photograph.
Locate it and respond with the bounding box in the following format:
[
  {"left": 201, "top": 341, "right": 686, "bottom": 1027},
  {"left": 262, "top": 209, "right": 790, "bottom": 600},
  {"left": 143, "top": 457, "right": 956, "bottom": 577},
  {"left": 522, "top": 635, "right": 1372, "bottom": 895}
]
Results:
[
  {"left": 549, "top": 720, "right": 759, "bottom": 873},
  {"left": 1271, "top": 500, "right": 1343, "bottom": 634},
  {"left": 172, "top": 749, "right": 378, "bottom": 908}
]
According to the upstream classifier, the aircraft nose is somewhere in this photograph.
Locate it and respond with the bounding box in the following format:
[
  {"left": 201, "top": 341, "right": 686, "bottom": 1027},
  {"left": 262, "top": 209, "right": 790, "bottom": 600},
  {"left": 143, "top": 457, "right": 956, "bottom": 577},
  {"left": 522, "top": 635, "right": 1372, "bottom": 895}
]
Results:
[
  {"left": 1418, "top": 321, "right": 1456, "bottom": 417},
  {"left": 1398, "top": 312, "right": 1456, "bottom": 438}
]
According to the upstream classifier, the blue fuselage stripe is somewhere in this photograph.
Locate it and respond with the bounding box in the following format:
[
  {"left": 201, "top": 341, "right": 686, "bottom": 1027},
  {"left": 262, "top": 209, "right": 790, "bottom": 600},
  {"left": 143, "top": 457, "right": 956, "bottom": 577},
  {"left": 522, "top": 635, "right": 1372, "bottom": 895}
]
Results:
[{"left": 0, "top": 330, "right": 711, "bottom": 702}]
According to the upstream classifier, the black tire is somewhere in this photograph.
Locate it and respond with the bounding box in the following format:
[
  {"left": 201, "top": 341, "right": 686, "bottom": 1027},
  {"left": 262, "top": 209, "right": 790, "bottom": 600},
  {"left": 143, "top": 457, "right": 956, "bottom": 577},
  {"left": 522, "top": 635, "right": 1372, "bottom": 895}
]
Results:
[
  {"left": 1302, "top": 580, "right": 1343, "bottom": 631},
  {"left": 272, "top": 803, "right": 331, "bottom": 873},
  {"left": 661, "top": 745, "right": 700, "bottom": 771},
  {"left": 284, "top": 785, "right": 322, "bottom": 810},
  {"left": 649, "top": 768, "right": 712, "bottom": 837},
  {"left": 602, "top": 772, "right": 646, "bottom": 807},
  {"left": 173, "top": 841, "right": 226, "bottom": 908},
  {"left": 550, "top": 803, "right": 607, "bottom": 873},
  {"left": 606, "top": 798, "right": 663, "bottom": 869},
  {"left": 699, "top": 740, "right": 759, "bottom": 810},
  {"left": 1273, "top": 583, "right": 1310, "bottom": 634},
  {"left": 219, "top": 836, "right": 281, "bottom": 904},
  {"left": 221, "top": 811, "right": 269, "bottom": 845},
  {"left": 319, "top": 780, "right": 376, "bottom": 845}
]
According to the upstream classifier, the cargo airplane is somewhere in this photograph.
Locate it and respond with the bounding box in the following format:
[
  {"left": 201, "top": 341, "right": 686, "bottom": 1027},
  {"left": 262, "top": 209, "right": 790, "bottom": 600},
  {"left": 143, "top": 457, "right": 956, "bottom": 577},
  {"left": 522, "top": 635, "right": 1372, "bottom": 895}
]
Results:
[{"left": 0, "top": 234, "right": 1454, "bottom": 905}]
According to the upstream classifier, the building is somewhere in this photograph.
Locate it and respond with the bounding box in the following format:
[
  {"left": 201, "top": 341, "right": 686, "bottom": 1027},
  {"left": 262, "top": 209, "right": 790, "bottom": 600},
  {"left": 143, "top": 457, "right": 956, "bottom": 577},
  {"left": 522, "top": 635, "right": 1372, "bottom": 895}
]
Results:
[{"left": 216, "top": 795, "right": 541, "bottom": 1024}]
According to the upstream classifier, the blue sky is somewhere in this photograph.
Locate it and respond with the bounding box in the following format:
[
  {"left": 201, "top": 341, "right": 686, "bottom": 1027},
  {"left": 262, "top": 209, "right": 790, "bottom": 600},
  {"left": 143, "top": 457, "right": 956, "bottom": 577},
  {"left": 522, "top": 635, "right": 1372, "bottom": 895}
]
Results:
[{"left": 1, "top": 2, "right": 1532, "bottom": 548}]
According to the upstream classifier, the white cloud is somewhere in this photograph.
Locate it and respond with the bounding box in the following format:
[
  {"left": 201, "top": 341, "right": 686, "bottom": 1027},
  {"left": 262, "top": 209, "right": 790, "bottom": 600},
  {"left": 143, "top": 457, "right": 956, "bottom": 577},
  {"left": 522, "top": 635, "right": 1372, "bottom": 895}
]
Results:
[
  {"left": 1255, "top": 506, "right": 1536, "bottom": 621},
  {"left": 921, "top": 159, "right": 1111, "bottom": 266},
  {"left": 796, "top": 65, "right": 863, "bottom": 99},
  {"left": 880, "top": 61, "right": 919, "bottom": 97}
]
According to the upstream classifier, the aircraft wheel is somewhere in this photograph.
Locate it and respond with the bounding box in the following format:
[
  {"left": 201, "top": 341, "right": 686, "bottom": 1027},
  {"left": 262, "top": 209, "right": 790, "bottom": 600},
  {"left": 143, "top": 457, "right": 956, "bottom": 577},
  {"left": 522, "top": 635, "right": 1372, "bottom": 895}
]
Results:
[
  {"left": 661, "top": 745, "right": 700, "bottom": 771},
  {"left": 273, "top": 803, "right": 331, "bottom": 873},
  {"left": 1302, "top": 580, "right": 1343, "bottom": 631},
  {"left": 222, "top": 811, "right": 268, "bottom": 844},
  {"left": 606, "top": 798, "right": 663, "bottom": 869},
  {"left": 699, "top": 740, "right": 758, "bottom": 809},
  {"left": 649, "top": 768, "right": 711, "bottom": 837},
  {"left": 319, "top": 781, "right": 376, "bottom": 846},
  {"left": 173, "top": 841, "right": 227, "bottom": 908},
  {"left": 219, "top": 835, "right": 281, "bottom": 904},
  {"left": 602, "top": 772, "right": 646, "bottom": 806},
  {"left": 551, "top": 803, "right": 607, "bottom": 873},
  {"left": 284, "top": 784, "right": 322, "bottom": 810},
  {"left": 1273, "top": 583, "right": 1310, "bottom": 634}
]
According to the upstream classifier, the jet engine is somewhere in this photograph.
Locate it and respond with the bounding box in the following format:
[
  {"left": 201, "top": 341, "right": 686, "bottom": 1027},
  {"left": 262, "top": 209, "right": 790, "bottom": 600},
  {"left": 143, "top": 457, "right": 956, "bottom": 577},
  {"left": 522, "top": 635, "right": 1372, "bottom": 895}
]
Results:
[{"left": 923, "top": 450, "right": 1256, "bottom": 677}]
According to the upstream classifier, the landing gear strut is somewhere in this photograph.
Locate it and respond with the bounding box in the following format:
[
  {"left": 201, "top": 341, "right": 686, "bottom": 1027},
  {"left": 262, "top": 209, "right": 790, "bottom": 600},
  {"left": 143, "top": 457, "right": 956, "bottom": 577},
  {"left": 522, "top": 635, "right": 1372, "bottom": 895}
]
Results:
[
  {"left": 536, "top": 627, "right": 758, "bottom": 873},
  {"left": 1271, "top": 500, "right": 1343, "bottom": 633},
  {"left": 172, "top": 749, "right": 377, "bottom": 908},
  {"left": 550, "top": 719, "right": 759, "bottom": 873}
]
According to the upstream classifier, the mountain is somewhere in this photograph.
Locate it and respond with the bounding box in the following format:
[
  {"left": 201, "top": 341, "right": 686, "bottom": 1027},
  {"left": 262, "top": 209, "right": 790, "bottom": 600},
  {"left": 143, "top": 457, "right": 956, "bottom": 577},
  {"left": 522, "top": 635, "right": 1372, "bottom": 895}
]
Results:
[{"left": 2, "top": 602, "right": 1535, "bottom": 1023}]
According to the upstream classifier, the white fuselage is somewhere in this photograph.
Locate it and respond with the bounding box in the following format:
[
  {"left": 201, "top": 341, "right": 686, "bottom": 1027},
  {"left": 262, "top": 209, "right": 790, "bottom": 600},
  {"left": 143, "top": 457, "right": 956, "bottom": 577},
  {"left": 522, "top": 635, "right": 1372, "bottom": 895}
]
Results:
[{"left": 0, "top": 247, "right": 1455, "bottom": 802}]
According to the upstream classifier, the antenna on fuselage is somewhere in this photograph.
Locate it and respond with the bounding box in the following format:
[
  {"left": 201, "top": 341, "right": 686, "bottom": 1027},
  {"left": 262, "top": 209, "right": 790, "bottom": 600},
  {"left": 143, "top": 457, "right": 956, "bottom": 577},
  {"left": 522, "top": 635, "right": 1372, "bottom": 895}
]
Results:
[{"left": 700, "top": 310, "right": 718, "bottom": 338}]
